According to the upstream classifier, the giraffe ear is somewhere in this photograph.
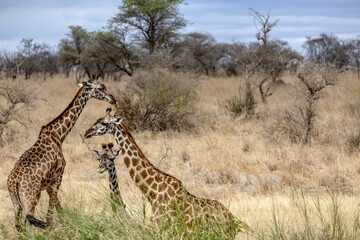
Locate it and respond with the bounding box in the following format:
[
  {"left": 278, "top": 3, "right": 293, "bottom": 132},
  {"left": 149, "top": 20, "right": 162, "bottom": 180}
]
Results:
[
  {"left": 92, "top": 150, "right": 101, "bottom": 159},
  {"left": 113, "top": 150, "right": 122, "bottom": 158},
  {"left": 115, "top": 117, "right": 122, "bottom": 124}
]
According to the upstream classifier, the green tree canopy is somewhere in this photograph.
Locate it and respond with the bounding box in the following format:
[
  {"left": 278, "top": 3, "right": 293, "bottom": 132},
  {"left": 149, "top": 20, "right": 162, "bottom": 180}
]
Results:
[
  {"left": 112, "top": 0, "right": 186, "bottom": 54},
  {"left": 57, "top": 25, "right": 90, "bottom": 76}
]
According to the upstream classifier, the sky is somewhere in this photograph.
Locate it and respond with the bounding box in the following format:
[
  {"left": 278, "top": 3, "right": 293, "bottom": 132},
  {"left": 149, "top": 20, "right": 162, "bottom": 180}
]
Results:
[{"left": 0, "top": 0, "right": 359, "bottom": 54}]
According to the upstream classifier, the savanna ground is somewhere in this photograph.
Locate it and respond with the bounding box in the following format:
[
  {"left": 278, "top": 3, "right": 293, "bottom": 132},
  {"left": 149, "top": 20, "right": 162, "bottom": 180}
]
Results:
[{"left": 1, "top": 72, "right": 360, "bottom": 239}]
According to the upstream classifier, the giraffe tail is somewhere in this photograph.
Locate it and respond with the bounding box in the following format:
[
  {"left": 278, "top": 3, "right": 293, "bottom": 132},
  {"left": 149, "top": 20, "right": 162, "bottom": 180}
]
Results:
[{"left": 25, "top": 215, "right": 47, "bottom": 229}]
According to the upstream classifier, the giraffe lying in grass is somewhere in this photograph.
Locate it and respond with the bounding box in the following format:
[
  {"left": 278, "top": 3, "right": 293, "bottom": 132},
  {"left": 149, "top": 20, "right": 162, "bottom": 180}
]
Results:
[
  {"left": 84, "top": 108, "right": 253, "bottom": 239},
  {"left": 7, "top": 77, "right": 116, "bottom": 230},
  {"left": 92, "top": 143, "right": 126, "bottom": 208}
]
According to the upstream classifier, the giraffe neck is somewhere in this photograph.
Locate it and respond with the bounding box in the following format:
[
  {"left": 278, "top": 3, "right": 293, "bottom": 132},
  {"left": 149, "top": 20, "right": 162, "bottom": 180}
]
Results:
[
  {"left": 44, "top": 86, "right": 90, "bottom": 143},
  {"left": 107, "top": 164, "right": 121, "bottom": 201},
  {"left": 113, "top": 124, "right": 169, "bottom": 204}
]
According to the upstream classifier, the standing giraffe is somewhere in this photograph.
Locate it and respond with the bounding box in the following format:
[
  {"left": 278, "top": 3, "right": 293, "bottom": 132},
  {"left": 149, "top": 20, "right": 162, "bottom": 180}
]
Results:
[
  {"left": 92, "top": 143, "right": 126, "bottom": 208},
  {"left": 84, "top": 109, "right": 252, "bottom": 238},
  {"left": 7, "top": 78, "right": 116, "bottom": 230}
]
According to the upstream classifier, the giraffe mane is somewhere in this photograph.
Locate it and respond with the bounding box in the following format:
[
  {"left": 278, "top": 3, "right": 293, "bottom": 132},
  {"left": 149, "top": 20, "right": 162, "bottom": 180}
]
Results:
[
  {"left": 120, "top": 121, "right": 176, "bottom": 179},
  {"left": 44, "top": 86, "right": 85, "bottom": 128},
  {"left": 120, "top": 122, "right": 146, "bottom": 159}
]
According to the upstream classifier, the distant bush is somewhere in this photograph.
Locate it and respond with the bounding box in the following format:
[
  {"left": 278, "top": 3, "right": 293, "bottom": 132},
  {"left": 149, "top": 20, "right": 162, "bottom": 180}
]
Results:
[
  {"left": 0, "top": 80, "right": 41, "bottom": 146},
  {"left": 115, "top": 68, "right": 198, "bottom": 131},
  {"left": 221, "top": 85, "right": 256, "bottom": 118},
  {"left": 264, "top": 62, "right": 340, "bottom": 144}
]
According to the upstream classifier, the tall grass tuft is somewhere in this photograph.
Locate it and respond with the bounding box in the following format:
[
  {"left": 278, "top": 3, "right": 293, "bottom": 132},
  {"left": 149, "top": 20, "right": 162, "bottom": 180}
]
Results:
[
  {"left": 13, "top": 196, "right": 249, "bottom": 240},
  {"left": 257, "top": 190, "right": 360, "bottom": 240}
]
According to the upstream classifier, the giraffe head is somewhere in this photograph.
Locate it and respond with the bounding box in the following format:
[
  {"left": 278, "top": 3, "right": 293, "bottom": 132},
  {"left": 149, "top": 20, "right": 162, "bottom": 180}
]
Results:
[
  {"left": 80, "top": 77, "right": 116, "bottom": 105},
  {"left": 92, "top": 143, "right": 122, "bottom": 173},
  {"left": 84, "top": 108, "right": 122, "bottom": 138}
]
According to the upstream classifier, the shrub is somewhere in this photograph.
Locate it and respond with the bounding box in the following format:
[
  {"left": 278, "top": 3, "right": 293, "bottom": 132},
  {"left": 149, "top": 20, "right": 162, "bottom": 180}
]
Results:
[
  {"left": 115, "top": 68, "right": 198, "bottom": 131},
  {"left": 0, "top": 79, "right": 41, "bottom": 146},
  {"left": 221, "top": 85, "right": 256, "bottom": 117},
  {"left": 263, "top": 62, "right": 340, "bottom": 144}
]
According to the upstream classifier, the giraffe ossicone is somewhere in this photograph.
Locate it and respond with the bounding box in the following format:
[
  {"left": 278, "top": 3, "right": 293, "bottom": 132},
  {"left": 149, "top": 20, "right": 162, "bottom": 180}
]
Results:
[
  {"left": 84, "top": 108, "right": 253, "bottom": 238},
  {"left": 7, "top": 78, "right": 116, "bottom": 231}
]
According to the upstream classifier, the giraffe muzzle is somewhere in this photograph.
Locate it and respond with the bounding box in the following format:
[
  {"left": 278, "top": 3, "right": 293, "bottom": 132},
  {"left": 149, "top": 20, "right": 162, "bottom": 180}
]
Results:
[
  {"left": 108, "top": 95, "right": 117, "bottom": 105},
  {"left": 84, "top": 129, "right": 94, "bottom": 138}
]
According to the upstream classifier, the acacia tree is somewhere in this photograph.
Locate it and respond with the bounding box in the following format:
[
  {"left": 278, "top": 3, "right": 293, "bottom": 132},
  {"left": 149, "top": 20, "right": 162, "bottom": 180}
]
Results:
[
  {"left": 304, "top": 33, "right": 349, "bottom": 68},
  {"left": 88, "top": 28, "right": 139, "bottom": 77},
  {"left": 256, "top": 40, "right": 302, "bottom": 103},
  {"left": 182, "top": 32, "right": 223, "bottom": 76},
  {"left": 58, "top": 25, "right": 90, "bottom": 77},
  {"left": 16, "top": 39, "right": 53, "bottom": 79},
  {"left": 112, "top": 0, "right": 186, "bottom": 54},
  {"left": 347, "top": 37, "right": 360, "bottom": 78},
  {"left": 224, "top": 9, "right": 278, "bottom": 117}
]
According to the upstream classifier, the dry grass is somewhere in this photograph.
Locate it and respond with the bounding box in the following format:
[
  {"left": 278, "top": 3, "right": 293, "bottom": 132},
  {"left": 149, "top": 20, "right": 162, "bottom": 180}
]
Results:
[{"left": 1, "top": 72, "right": 360, "bottom": 239}]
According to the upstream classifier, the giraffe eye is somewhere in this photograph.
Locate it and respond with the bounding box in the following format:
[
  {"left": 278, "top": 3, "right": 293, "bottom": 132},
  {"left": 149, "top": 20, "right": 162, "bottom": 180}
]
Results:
[{"left": 101, "top": 122, "right": 108, "bottom": 126}]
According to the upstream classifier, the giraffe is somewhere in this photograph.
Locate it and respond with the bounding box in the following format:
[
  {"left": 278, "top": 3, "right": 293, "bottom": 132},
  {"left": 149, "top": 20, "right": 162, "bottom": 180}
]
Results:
[
  {"left": 92, "top": 142, "right": 126, "bottom": 208},
  {"left": 84, "top": 108, "right": 253, "bottom": 238},
  {"left": 7, "top": 78, "right": 116, "bottom": 230}
]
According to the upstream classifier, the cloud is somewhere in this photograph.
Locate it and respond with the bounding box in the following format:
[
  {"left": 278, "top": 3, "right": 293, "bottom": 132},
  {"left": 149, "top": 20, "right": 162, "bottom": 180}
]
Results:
[{"left": 0, "top": 6, "right": 115, "bottom": 45}]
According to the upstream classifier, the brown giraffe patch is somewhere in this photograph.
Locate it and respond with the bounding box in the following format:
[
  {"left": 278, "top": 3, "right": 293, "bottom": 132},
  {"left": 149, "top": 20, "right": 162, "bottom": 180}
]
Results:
[
  {"left": 158, "top": 183, "right": 167, "bottom": 192},
  {"left": 139, "top": 183, "right": 148, "bottom": 193},
  {"left": 155, "top": 174, "right": 162, "bottom": 183},
  {"left": 129, "top": 168, "right": 135, "bottom": 179},
  {"left": 158, "top": 193, "right": 164, "bottom": 203},
  {"left": 149, "top": 191, "right": 156, "bottom": 199},
  {"left": 124, "top": 157, "right": 130, "bottom": 168},
  {"left": 151, "top": 182, "right": 158, "bottom": 190},
  {"left": 148, "top": 168, "right": 155, "bottom": 176},
  {"left": 171, "top": 182, "right": 179, "bottom": 190},
  {"left": 132, "top": 158, "right": 139, "bottom": 166},
  {"left": 168, "top": 188, "right": 175, "bottom": 197},
  {"left": 140, "top": 170, "right": 148, "bottom": 179},
  {"left": 146, "top": 177, "right": 154, "bottom": 185},
  {"left": 127, "top": 150, "right": 132, "bottom": 156},
  {"left": 163, "top": 193, "right": 169, "bottom": 201},
  {"left": 135, "top": 174, "right": 141, "bottom": 184}
]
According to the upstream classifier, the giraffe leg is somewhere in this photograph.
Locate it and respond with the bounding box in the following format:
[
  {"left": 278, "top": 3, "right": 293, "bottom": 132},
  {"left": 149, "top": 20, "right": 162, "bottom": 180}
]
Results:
[
  {"left": 19, "top": 188, "right": 47, "bottom": 229},
  {"left": 46, "top": 184, "right": 62, "bottom": 226}
]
